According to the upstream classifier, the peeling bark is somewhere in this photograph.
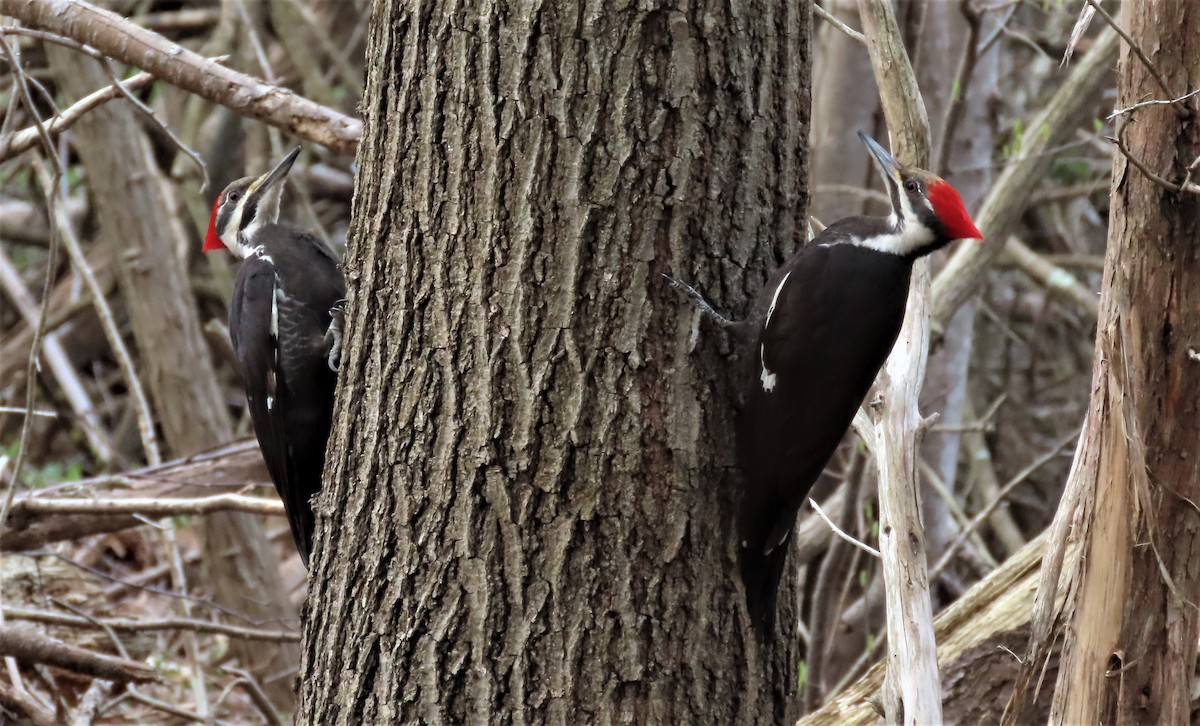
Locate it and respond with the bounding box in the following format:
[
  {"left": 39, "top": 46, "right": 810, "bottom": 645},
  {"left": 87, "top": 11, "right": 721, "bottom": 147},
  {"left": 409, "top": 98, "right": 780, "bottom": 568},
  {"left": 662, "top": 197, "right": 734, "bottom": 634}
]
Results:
[
  {"left": 1048, "top": 2, "right": 1200, "bottom": 723},
  {"left": 300, "top": 1, "right": 812, "bottom": 723}
]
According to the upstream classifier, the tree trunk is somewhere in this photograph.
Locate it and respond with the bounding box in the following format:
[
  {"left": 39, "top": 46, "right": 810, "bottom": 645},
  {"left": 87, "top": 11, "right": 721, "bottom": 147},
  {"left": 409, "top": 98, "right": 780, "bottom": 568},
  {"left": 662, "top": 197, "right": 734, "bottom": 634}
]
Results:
[
  {"left": 48, "top": 50, "right": 301, "bottom": 710},
  {"left": 1050, "top": 2, "right": 1200, "bottom": 723},
  {"left": 300, "top": 1, "right": 811, "bottom": 723}
]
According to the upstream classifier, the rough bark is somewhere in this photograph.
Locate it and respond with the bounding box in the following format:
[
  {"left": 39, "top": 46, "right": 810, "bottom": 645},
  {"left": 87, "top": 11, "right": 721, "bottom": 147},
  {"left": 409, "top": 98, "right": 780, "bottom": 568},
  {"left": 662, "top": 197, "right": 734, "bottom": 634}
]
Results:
[
  {"left": 1047, "top": 2, "right": 1200, "bottom": 723},
  {"left": 48, "top": 50, "right": 300, "bottom": 710},
  {"left": 300, "top": 1, "right": 811, "bottom": 723}
]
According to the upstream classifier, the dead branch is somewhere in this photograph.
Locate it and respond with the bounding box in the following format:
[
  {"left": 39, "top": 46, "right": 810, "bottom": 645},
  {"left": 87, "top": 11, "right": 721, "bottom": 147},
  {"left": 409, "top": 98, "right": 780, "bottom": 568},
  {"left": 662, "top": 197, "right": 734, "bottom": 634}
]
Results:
[
  {"left": 1, "top": 439, "right": 271, "bottom": 551},
  {"left": 0, "top": 676, "right": 58, "bottom": 726},
  {"left": 0, "top": 71, "right": 155, "bottom": 163},
  {"left": 5, "top": 607, "right": 299, "bottom": 644},
  {"left": 799, "top": 533, "right": 1065, "bottom": 725},
  {"left": 1003, "top": 237, "right": 1098, "bottom": 320},
  {"left": 0, "top": 624, "right": 155, "bottom": 683},
  {"left": 857, "top": 0, "right": 940, "bottom": 721},
  {"left": 0, "top": 0, "right": 362, "bottom": 154},
  {"left": 15, "top": 494, "right": 283, "bottom": 517}
]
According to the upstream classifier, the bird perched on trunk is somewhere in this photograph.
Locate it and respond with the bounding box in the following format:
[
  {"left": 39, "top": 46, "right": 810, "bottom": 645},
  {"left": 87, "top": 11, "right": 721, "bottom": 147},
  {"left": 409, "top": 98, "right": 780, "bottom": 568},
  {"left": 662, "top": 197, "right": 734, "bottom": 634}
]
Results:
[
  {"left": 203, "top": 148, "right": 346, "bottom": 566},
  {"left": 669, "top": 133, "right": 983, "bottom": 632},
  {"left": 735, "top": 133, "right": 983, "bottom": 630}
]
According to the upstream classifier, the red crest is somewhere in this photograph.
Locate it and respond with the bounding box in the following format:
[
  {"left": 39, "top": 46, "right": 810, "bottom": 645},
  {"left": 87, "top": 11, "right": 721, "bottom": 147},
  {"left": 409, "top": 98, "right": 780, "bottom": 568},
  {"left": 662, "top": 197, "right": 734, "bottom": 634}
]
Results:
[
  {"left": 928, "top": 181, "right": 983, "bottom": 241},
  {"left": 203, "top": 195, "right": 225, "bottom": 252}
]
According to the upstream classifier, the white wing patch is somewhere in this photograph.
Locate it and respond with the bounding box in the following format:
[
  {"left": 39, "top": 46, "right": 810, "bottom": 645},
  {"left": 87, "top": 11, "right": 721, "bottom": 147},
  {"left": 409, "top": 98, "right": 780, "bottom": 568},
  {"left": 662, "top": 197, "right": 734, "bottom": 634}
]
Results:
[
  {"left": 270, "top": 282, "right": 280, "bottom": 340},
  {"left": 760, "top": 271, "right": 791, "bottom": 393},
  {"left": 760, "top": 344, "right": 777, "bottom": 392}
]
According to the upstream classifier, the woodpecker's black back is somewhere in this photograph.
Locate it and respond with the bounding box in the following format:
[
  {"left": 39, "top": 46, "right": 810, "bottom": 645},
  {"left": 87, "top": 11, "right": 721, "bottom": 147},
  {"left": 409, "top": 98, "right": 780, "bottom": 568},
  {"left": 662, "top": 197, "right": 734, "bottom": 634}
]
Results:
[
  {"left": 737, "top": 218, "right": 916, "bottom": 631},
  {"left": 228, "top": 223, "right": 344, "bottom": 565}
]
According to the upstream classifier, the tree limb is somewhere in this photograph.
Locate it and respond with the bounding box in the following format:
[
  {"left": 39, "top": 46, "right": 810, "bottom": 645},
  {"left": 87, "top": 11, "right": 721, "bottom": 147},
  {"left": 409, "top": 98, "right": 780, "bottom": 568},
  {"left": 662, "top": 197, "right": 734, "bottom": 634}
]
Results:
[
  {"left": 0, "top": 624, "right": 156, "bottom": 683},
  {"left": 857, "top": 0, "right": 940, "bottom": 722},
  {"left": 0, "top": 0, "right": 362, "bottom": 154}
]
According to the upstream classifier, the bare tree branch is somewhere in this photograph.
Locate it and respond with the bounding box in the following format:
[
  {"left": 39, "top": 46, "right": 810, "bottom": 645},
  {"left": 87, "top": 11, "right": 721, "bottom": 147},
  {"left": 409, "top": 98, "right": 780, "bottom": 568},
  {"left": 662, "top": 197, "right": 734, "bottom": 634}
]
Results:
[
  {"left": 0, "top": 0, "right": 362, "bottom": 154},
  {"left": 857, "top": 0, "right": 940, "bottom": 721},
  {"left": 0, "top": 624, "right": 156, "bottom": 683}
]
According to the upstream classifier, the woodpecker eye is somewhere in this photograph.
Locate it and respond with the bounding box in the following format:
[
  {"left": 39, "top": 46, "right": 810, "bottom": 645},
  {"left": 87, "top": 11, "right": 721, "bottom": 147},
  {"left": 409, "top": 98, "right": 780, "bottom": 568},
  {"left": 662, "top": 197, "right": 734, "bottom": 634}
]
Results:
[
  {"left": 904, "top": 179, "right": 920, "bottom": 193},
  {"left": 228, "top": 190, "right": 241, "bottom": 203}
]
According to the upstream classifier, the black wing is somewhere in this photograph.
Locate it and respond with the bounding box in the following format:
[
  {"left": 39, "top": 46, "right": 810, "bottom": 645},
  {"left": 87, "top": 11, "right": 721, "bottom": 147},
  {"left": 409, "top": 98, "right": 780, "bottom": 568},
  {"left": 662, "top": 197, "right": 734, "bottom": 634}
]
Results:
[
  {"left": 229, "top": 258, "right": 316, "bottom": 564},
  {"left": 736, "top": 243, "right": 912, "bottom": 629}
]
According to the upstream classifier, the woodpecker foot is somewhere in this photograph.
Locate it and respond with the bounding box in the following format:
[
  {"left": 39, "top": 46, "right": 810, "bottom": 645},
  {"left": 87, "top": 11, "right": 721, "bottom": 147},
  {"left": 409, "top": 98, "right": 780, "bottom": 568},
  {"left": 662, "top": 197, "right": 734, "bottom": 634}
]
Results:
[
  {"left": 325, "top": 299, "right": 346, "bottom": 371},
  {"left": 661, "top": 273, "right": 735, "bottom": 328}
]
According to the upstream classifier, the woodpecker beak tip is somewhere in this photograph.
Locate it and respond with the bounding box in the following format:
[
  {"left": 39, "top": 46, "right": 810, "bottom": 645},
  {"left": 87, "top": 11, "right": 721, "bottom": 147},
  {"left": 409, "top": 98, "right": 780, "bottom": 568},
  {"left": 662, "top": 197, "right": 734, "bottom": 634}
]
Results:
[{"left": 859, "top": 132, "right": 902, "bottom": 183}]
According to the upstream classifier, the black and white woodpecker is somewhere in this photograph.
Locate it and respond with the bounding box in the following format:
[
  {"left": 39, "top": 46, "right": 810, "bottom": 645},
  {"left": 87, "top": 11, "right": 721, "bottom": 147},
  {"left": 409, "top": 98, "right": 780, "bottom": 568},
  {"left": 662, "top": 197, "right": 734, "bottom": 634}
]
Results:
[
  {"left": 204, "top": 148, "right": 346, "bottom": 567},
  {"left": 734, "top": 133, "right": 983, "bottom": 630}
]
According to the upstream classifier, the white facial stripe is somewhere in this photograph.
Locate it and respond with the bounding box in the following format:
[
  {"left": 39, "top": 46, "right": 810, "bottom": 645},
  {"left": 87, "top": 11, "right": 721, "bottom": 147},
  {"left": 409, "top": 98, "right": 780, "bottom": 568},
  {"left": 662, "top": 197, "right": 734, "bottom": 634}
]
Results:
[{"left": 850, "top": 226, "right": 935, "bottom": 256}]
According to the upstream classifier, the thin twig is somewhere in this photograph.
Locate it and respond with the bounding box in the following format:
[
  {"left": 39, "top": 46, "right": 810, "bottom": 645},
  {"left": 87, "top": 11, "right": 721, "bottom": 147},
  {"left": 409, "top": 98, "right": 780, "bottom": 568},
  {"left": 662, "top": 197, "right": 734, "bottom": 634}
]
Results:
[
  {"left": 0, "top": 71, "right": 156, "bottom": 163},
  {"left": 221, "top": 667, "right": 284, "bottom": 726},
  {"left": 814, "top": 3, "right": 866, "bottom": 44},
  {"left": 1082, "top": 0, "right": 1184, "bottom": 114},
  {"left": 931, "top": 429, "right": 1080, "bottom": 580},
  {"left": 33, "top": 159, "right": 162, "bottom": 467},
  {"left": 1108, "top": 88, "right": 1200, "bottom": 120},
  {"left": 1107, "top": 129, "right": 1181, "bottom": 193},
  {"left": 808, "top": 497, "right": 881, "bottom": 559},
  {"left": 5, "top": 607, "right": 299, "bottom": 643},
  {"left": 1, "top": 26, "right": 210, "bottom": 187}
]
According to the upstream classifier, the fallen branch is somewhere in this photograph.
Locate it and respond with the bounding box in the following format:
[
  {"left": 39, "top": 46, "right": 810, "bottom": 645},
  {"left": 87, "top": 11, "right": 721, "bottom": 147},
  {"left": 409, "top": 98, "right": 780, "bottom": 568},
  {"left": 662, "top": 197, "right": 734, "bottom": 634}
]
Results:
[
  {"left": 5, "top": 607, "right": 299, "bottom": 643},
  {"left": 0, "top": 624, "right": 155, "bottom": 683},
  {"left": 1, "top": 439, "right": 272, "bottom": 551},
  {"left": 799, "top": 533, "right": 1066, "bottom": 725},
  {"left": 15, "top": 493, "right": 283, "bottom": 517}
]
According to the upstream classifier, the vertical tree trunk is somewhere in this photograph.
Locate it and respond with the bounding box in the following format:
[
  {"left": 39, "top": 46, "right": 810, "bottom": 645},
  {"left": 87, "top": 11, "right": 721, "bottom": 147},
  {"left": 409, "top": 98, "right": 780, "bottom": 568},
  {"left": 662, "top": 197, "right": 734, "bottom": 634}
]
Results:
[
  {"left": 300, "top": 1, "right": 811, "bottom": 723},
  {"left": 1051, "top": 2, "right": 1200, "bottom": 723},
  {"left": 48, "top": 50, "right": 300, "bottom": 710}
]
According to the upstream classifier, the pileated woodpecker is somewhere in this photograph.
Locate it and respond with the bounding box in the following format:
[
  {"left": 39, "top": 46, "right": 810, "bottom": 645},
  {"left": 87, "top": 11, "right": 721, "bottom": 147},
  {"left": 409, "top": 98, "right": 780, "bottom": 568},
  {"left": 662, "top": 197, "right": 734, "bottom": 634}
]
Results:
[
  {"left": 204, "top": 148, "right": 346, "bottom": 566},
  {"left": 736, "top": 133, "right": 983, "bottom": 630}
]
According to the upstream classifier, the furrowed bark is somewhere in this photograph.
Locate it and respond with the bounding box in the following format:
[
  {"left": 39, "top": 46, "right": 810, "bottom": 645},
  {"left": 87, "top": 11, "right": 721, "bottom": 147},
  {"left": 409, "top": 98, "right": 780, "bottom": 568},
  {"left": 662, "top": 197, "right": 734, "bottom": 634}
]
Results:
[{"left": 300, "top": 1, "right": 811, "bottom": 723}]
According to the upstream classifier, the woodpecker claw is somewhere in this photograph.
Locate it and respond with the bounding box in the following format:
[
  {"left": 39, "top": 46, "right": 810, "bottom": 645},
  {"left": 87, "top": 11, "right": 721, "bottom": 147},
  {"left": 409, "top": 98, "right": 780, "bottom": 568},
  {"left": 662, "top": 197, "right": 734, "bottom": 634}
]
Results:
[
  {"left": 326, "top": 299, "right": 346, "bottom": 372},
  {"left": 661, "top": 273, "right": 735, "bottom": 329}
]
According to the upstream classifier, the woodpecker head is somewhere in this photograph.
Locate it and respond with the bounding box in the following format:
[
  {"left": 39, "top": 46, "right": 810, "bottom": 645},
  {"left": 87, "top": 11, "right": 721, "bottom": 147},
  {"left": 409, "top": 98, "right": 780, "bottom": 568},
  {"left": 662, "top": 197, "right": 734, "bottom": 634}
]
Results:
[
  {"left": 203, "top": 147, "right": 301, "bottom": 258},
  {"left": 857, "top": 132, "right": 983, "bottom": 257}
]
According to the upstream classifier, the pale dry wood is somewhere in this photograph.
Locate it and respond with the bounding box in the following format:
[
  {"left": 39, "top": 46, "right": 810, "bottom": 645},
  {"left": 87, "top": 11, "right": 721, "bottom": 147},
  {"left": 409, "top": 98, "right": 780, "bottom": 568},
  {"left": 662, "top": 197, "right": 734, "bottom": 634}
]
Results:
[
  {"left": 799, "top": 533, "right": 1067, "bottom": 725},
  {"left": 856, "top": 0, "right": 940, "bottom": 722},
  {"left": 15, "top": 494, "right": 283, "bottom": 517},
  {"left": 0, "top": 71, "right": 155, "bottom": 162},
  {"left": 1003, "top": 236, "right": 1098, "bottom": 319}
]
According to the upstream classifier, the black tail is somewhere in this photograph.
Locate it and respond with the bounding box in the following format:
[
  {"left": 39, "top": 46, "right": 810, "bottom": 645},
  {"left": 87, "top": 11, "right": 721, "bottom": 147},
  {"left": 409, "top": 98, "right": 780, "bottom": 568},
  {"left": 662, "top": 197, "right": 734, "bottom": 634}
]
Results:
[{"left": 740, "top": 543, "right": 790, "bottom": 634}]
